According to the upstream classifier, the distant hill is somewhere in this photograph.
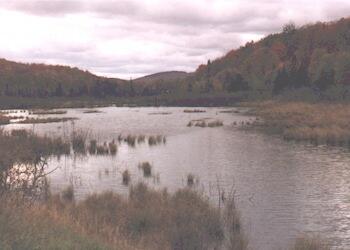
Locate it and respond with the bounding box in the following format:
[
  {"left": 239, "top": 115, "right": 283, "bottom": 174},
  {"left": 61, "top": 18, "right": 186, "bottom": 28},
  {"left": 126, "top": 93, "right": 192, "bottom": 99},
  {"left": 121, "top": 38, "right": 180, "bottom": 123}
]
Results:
[
  {"left": 0, "top": 59, "right": 131, "bottom": 98},
  {"left": 189, "top": 17, "right": 350, "bottom": 101},
  {"left": 135, "top": 71, "right": 188, "bottom": 84},
  {"left": 133, "top": 71, "right": 189, "bottom": 96}
]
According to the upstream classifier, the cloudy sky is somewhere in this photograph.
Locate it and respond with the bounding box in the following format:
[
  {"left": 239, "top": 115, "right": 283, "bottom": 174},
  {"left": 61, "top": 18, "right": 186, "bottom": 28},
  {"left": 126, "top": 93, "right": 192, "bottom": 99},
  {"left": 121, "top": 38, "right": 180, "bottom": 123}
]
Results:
[{"left": 0, "top": 0, "right": 349, "bottom": 79}]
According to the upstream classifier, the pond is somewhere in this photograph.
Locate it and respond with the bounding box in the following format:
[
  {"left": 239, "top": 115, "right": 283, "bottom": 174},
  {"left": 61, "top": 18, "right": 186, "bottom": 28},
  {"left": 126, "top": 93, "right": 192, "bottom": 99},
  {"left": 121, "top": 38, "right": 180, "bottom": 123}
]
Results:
[{"left": 4, "top": 106, "right": 350, "bottom": 250}]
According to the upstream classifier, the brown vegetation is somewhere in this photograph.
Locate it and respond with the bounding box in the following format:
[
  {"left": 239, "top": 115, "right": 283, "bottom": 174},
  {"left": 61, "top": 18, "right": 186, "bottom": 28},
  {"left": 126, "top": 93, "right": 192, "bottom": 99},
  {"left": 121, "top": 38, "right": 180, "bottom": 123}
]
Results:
[
  {"left": 30, "top": 109, "right": 67, "bottom": 115},
  {"left": 253, "top": 101, "right": 350, "bottom": 146},
  {"left": 138, "top": 162, "right": 152, "bottom": 177},
  {"left": 187, "top": 119, "right": 224, "bottom": 128}
]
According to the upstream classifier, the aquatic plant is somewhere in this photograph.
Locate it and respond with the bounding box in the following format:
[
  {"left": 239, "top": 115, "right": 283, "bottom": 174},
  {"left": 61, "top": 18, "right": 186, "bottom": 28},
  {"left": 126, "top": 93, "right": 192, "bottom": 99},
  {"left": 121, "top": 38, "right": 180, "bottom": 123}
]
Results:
[
  {"left": 138, "top": 162, "right": 152, "bottom": 177},
  {"left": 137, "top": 135, "right": 146, "bottom": 143},
  {"left": 207, "top": 120, "right": 224, "bottom": 127},
  {"left": 125, "top": 135, "right": 136, "bottom": 147},
  {"left": 122, "top": 170, "right": 131, "bottom": 185},
  {"left": 88, "top": 140, "right": 97, "bottom": 154},
  {"left": 71, "top": 129, "right": 88, "bottom": 154},
  {"left": 187, "top": 174, "right": 195, "bottom": 186},
  {"left": 108, "top": 140, "right": 117, "bottom": 155}
]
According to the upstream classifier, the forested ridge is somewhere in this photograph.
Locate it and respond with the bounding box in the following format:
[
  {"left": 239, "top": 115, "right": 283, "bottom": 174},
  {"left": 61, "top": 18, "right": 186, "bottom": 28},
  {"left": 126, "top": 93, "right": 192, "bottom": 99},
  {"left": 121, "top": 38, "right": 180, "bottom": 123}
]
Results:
[{"left": 190, "top": 17, "right": 350, "bottom": 100}]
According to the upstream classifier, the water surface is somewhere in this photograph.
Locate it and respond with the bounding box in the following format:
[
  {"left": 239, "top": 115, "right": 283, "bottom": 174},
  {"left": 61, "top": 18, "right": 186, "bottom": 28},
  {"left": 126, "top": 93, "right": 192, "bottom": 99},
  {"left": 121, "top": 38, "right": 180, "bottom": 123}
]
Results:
[{"left": 5, "top": 107, "right": 350, "bottom": 250}]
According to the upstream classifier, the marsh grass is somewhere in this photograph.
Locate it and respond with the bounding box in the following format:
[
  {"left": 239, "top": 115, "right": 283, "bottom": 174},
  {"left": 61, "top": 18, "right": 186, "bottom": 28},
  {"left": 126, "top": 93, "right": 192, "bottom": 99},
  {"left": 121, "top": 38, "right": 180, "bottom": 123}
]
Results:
[
  {"left": 187, "top": 174, "right": 195, "bottom": 187},
  {"left": 61, "top": 185, "right": 75, "bottom": 203},
  {"left": 148, "top": 135, "right": 166, "bottom": 146},
  {"left": 138, "top": 162, "right": 152, "bottom": 177},
  {"left": 96, "top": 144, "right": 109, "bottom": 155},
  {"left": 253, "top": 102, "right": 350, "bottom": 146},
  {"left": 109, "top": 140, "right": 118, "bottom": 155},
  {"left": 71, "top": 129, "right": 88, "bottom": 154},
  {"left": 88, "top": 140, "right": 97, "bottom": 154},
  {"left": 208, "top": 120, "right": 224, "bottom": 127},
  {"left": 125, "top": 135, "right": 136, "bottom": 147},
  {"left": 188, "top": 119, "right": 224, "bottom": 128},
  {"left": 0, "top": 195, "right": 109, "bottom": 250},
  {"left": 137, "top": 135, "right": 146, "bottom": 143},
  {"left": 1, "top": 182, "right": 233, "bottom": 250}
]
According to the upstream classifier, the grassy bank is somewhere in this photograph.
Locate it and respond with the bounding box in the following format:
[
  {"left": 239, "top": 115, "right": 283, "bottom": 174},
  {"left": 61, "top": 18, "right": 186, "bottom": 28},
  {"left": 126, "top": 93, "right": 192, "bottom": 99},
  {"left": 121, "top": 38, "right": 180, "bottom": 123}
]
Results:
[
  {"left": 251, "top": 101, "right": 350, "bottom": 146},
  {"left": 1, "top": 182, "right": 246, "bottom": 250}
]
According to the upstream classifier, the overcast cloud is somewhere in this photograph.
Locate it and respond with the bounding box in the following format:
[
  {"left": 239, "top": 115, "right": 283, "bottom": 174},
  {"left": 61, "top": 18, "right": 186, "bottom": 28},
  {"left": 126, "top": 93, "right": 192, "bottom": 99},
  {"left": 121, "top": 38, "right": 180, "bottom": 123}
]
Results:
[{"left": 0, "top": 0, "right": 348, "bottom": 79}]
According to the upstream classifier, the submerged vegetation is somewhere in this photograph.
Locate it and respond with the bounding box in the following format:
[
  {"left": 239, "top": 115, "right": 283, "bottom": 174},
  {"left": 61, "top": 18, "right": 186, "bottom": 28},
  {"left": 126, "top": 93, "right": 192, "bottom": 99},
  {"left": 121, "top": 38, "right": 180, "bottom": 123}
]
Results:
[
  {"left": 82, "top": 109, "right": 102, "bottom": 114},
  {"left": 18, "top": 117, "right": 78, "bottom": 124},
  {"left": 184, "top": 109, "right": 206, "bottom": 113}
]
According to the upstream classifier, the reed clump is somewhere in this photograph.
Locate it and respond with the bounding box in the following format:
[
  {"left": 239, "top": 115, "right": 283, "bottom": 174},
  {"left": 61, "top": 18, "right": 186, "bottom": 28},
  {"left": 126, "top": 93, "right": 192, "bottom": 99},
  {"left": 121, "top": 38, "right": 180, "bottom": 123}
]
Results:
[
  {"left": 187, "top": 174, "right": 195, "bottom": 187},
  {"left": 188, "top": 119, "right": 224, "bottom": 128},
  {"left": 125, "top": 135, "right": 136, "bottom": 147},
  {"left": 138, "top": 162, "right": 152, "bottom": 177},
  {"left": 88, "top": 140, "right": 97, "bottom": 154},
  {"left": 109, "top": 140, "right": 118, "bottom": 155},
  {"left": 137, "top": 135, "right": 146, "bottom": 143},
  {"left": 71, "top": 130, "right": 88, "bottom": 154},
  {"left": 96, "top": 144, "right": 109, "bottom": 155},
  {"left": 148, "top": 135, "right": 166, "bottom": 146},
  {"left": 208, "top": 120, "right": 224, "bottom": 127},
  {"left": 122, "top": 170, "right": 131, "bottom": 185}
]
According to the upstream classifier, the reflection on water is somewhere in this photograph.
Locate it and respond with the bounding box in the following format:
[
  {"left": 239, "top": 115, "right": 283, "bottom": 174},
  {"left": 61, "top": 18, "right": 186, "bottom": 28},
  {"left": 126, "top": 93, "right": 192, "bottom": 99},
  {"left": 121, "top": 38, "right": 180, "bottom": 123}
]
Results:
[{"left": 5, "top": 107, "right": 350, "bottom": 250}]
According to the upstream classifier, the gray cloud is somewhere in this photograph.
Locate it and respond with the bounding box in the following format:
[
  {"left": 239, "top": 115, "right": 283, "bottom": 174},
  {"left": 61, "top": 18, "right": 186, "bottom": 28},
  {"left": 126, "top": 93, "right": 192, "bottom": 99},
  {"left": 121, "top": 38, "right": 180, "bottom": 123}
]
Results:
[{"left": 0, "top": 0, "right": 349, "bottom": 79}]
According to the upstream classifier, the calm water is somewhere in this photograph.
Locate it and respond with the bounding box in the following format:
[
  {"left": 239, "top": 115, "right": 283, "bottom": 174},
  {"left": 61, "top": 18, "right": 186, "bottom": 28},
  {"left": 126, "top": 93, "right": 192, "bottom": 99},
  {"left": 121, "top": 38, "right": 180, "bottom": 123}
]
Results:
[{"left": 5, "top": 107, "right": 350, "bottom": 250}]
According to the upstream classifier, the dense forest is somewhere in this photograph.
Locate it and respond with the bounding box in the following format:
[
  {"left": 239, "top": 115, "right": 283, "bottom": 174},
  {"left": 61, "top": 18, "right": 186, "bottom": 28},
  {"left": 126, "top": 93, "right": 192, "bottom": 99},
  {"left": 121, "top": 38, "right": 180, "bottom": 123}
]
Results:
[
  {"left": 190, "top": 17, "right": 350, "bottom": 101},
  {"left": 0, "top": 17, "right": 349, "bottom": 103}
]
